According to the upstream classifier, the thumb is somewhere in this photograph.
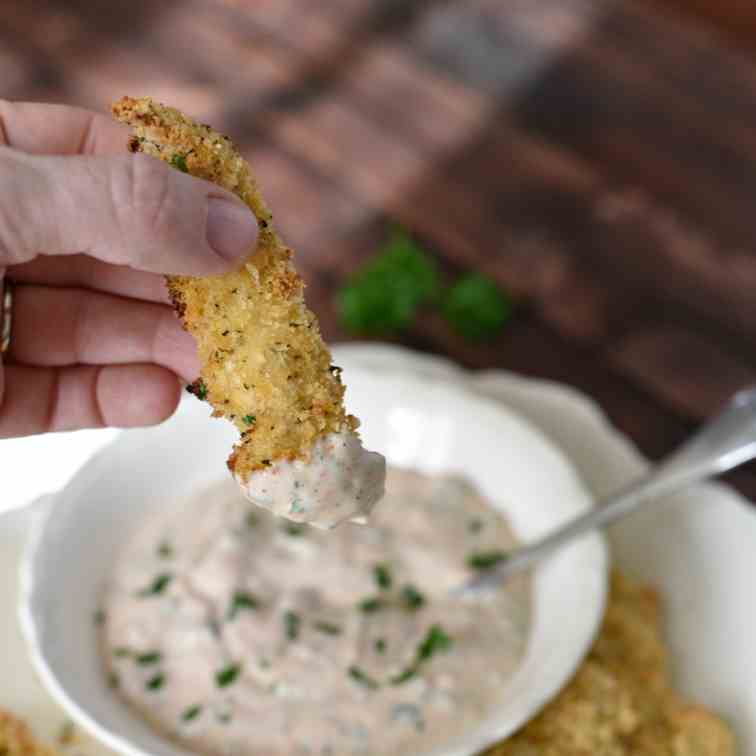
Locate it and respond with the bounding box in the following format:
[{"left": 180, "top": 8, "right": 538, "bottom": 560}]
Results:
[{"left": 0, "top": 147, "right": 258, "bottom": 275}]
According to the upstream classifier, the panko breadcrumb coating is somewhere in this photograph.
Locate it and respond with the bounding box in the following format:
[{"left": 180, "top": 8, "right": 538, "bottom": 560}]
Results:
[
  {"left": 111, "top": 96, "right": 359, "bottom": 483},
  {"left": 1, "top": 574, "right": 735, "bottom": 756},
  {"left": 0, "top": 711, "right": 56, "bottom": 756},
  {"left": 485, "top": 572, "right": 736, "bottom": 756}
]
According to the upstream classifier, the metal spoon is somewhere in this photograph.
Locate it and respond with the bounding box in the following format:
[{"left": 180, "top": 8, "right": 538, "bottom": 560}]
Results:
[{"left": 460, "top": 386, "right": 756, "bottom": 596}]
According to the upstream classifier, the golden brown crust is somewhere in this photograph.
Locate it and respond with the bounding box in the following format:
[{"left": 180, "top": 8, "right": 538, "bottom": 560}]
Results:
[
  {"left": 0, "top": 711, "right": 57, "bottom": 756},
  {"left": 485, "top": 572, "right": 736, "bottom": 756},
  {"left": 111, "top": 96, "right": 358, "bottom": 480}
]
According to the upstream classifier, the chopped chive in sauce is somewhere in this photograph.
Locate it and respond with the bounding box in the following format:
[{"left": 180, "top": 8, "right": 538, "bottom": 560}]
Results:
[
  {"left": 358, "top": 597, "right": 384, "bottom": 613},
  {"left": 138, "top": 573, "right": 172, "bottom": 597},
  {"left": 246, "top": 511, "right": 259, "bottom": 528},
  {"left": 313, "top": 621, "right": 342, "bottom": 636},
  {"left": 146, "top": 673, "right": 164, "bottom": 691},
  {"left": 390, "top": 624, "right": 453, "bottom": 686},
  {"left": 215, "top": 663, "right": 241, "bottom": 688},
  {"left": 112, "top": 647, "right": 130, "bottom": 658},
  {"left": 348, "top": 666, "right": 379, "bottom": 690},
  {"left": 284, "top": 610, "right": 301, "bottom": 640},
  {"left": 136, "top": 651, "right": 161, "bottom": 666},
  {"left": 373, "top": 563, "right": 392, "bottom": 590},
  {"left": 93, "top": 609, "right": 106, "bottom": 625},
  {"left": 418, "top": 624, "right": 452, "bottom": 661},
  {"left": 466, "top": 550, "right": 509, "bottom": 570},
  {"left": 217, "top": 712, "right": 233, "bottom": 724},
  {"left": 227, "top": 591, "right": 259, "bottom": 620},
  {"left": 157, "top": 541, "right": 173, "bottom": 559},
  {"left": 242, "top": 415, "right": 256, "bottom": 425},
  {"left": 390, "top": 667, "right": 416, "bottom": 685},
  {"left": 468, "top": 518, "right": 484, "bottom": 534},
  {"left": 399, "top": 584, "right": 426, "bottom": 611},
  {"left": 170, "top": 153, "right": 189, "bottom": 173},
  {"left": 374, "top": 638, "right": 387, "bottom": 654},
  {"left": 108, "top": 673, "right": 119, "bottom": 689},
  {"left": 182, "top": 705, "right": 202, "bottom": 722},
  {"left": 282, "top": 522, "right": 306, "bottom": 536}
]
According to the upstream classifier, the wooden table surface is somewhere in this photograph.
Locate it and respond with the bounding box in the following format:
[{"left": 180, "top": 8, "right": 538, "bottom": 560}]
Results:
[{"left": 3, "top": 0, "right": 756, "bottom": 501}]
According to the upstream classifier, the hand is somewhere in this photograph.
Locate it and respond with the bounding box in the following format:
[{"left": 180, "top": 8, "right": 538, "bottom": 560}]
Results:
[{"left": 0, "top": 101, "right": 258, "bottom": 439}]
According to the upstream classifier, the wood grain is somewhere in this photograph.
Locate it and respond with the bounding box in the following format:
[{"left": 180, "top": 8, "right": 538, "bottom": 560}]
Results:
[{"left": 0, "top": 0, "right": 754, "bottom": 501}]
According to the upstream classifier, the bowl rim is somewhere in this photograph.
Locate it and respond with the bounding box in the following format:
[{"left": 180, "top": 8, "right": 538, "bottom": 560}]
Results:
[{"left": 19, "top": 358, "right": 608, "bottom": 756}]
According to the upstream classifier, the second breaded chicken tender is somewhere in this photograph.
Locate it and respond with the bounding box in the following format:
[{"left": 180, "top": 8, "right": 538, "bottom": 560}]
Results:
[{"left": 112, "top": 96, "right": 385, "bottom": 528}]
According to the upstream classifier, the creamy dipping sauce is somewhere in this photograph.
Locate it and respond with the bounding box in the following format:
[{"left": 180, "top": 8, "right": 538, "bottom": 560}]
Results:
[
  {"left": 102, "top": 469, "right": 530, "bottom": 756},
  {"left": 236, "top": 432, "right": 386, "bottom": 529}
]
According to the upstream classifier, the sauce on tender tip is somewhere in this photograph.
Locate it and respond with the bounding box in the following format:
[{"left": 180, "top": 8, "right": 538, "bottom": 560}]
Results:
[{"left": 236, "top": 431, "right": 386, "bottom": 529}]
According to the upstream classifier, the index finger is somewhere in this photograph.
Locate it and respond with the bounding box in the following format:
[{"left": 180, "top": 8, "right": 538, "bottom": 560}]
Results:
[{"left": 0, "top": 100, "right": 128, "bottom": 155}]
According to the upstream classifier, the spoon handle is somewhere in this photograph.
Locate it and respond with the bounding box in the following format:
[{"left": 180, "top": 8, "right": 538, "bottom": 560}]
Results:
[{"left": 462, "top": 386, "right": 756, "bottom": 593}]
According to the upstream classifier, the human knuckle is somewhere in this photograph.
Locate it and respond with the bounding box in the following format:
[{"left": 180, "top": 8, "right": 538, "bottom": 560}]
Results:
[
  {"left": 130, "top": 154, "right": 178, "bottom": 235},
  {"left": 0, "top": 146, "right": 30, "bottom": 264},
  {"left": 112, "top": 154, "right": 179, "bottom": 244}
]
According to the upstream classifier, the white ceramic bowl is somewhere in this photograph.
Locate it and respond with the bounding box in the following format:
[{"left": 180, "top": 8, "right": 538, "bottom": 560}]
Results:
[{"left": 19, "top": 362, "right": 607, "bottom": 756}]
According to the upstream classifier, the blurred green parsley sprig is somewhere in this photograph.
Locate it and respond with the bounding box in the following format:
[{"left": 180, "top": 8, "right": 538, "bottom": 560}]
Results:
[
  {"left": 337, "top": 226, "right": 440, "bottom": 335},
  {"left": 337, "top": 226, "right": 512, "bottom": 341}
]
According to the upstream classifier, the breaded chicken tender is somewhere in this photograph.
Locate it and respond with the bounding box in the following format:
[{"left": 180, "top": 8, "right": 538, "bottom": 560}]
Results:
[
  {"left": 485, "top": 572, "right": 736, "bottom": 756},
  {"left": 112, "top": 97, "right": 385, "bottom": 527},
  {"left": 0, "top": 711, "right": 56, "bottom": 756}
]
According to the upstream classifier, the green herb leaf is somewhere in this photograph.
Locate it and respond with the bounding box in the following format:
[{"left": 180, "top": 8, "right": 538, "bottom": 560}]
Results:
[
  {"left": 182, "top": 705, "right": 202, "bottom": 722},
  {"left": 337, "top": 226, "right": 439, "bottom": 335},
  {"left": 399, "top": 584, "right": 425, "bottom": 611},
  {"left": 358, "top": 597, "right": 384, "bottom": 613},
  {"left": 157, "top": 541, "right": 173, "bottom": 559},
  {"left": 146, "top": 673, "right": 164, "bottom": 691},
  {"left": 170, "top": 153, "right": 189, "bottom": 173},
  {"left": 374, "top": 638, "right": 387, "bottom": 654},
  {"left": 373, "top": 563, "right": 392, "bottom": 590},
  {"left": 466, "top": 550, "right": 509, "bottom": 570},
  {"left": 282, "top": 521, "right": 306, "bottom": 536},
  {"left": 390, "top": 667, "right": 416, "bottom": 685},
  {"left": 215, "top": 663, "right": 241, "bottom": 688},
  {"left": 348, "top": 665, "right": 379, "bottom": 690},
  {"left": 191, "top": 379, "right": 207, "bottom": 400},
  {"left": 417, "top": 624, "right": 452, "bottom": 661},
  {"left": 391, "top": 624, "right": 452, "bottom": 686},
  {"left": 227, "top": 591, "right": 259, "bottom": 620},
  {"left": 138, "top": 573, "right": 172, "bottom": 597},
  {"left": 313, "top": 621, "right": 342, "bottom": 636},
  {"left": 442, "top": 273, "right": 512, "bottom": 341},
  {"left": 136, "top": 651, "right": 161, "bottom": 666},
  {"left": 284, "top": 610, "right": 301, "bottom": 640},
  {"left": 242, "top": 414, "right": 256, "bottom": 425}
]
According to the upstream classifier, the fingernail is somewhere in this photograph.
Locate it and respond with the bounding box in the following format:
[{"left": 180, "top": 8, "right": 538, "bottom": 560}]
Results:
[{"left": 206, "top": 197, "right": 258, "bottom": 262}]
